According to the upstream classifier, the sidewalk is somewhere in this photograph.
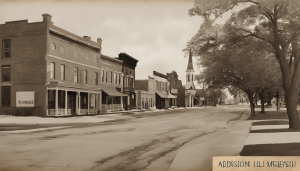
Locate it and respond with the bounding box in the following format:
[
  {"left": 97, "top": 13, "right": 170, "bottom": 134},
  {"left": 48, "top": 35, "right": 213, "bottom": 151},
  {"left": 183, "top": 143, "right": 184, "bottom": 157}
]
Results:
[{"left": 168, "top": 111, "right": 252, "bottom": 171}]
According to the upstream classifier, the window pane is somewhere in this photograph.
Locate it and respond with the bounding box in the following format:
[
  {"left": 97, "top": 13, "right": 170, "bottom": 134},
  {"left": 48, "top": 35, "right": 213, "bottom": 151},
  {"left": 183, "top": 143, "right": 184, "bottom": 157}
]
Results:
[
  {"left": 2, "top": 66, "right": 10, "bottom": 82},
  {"left": 61, "top": 65, "right": 65, "bottom": 80},
  {"left": 74, "top": 68, "right": 78, "bottom": 82},
  {"left": 110, "top": 71, "right": 113, "bottom": 83},
  {"left": 95, "top": 72, "right": 98, "bottom": 85},
  {"left": 50, "top": 63, "right": 55, "bottom": 79},
  {"left": 2, "top": 86, "right": 11, "bottom": 106},
  {"left": 2, "top": 40, "right": 11, "bottom": 58},
  {"left": 84, "top": 70, "right": 87, "bottom": 83},
  {"left": 101, "top": 70, "right": 104, "bottom": 82}
]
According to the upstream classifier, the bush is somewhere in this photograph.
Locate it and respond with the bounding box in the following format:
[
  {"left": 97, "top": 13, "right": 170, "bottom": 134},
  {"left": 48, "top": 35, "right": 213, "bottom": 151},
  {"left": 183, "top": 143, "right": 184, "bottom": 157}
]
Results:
[{"left": 12, "top": 107, "right": 36, "bottom": 116}]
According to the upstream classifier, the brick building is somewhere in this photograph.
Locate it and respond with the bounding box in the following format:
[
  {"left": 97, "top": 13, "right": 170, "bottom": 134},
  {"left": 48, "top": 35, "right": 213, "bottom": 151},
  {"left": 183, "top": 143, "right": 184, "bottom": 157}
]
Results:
[
  {"left": 135, "top": 76, "right": 155, "bottom": 110},
  {"left": 116, "top": 53, "right": 138, "bottom": 110},
  {"left": 153, "top": 71, "right": 174, "bottom": 109},
  {"left": 0, "top": 14, "right": 103, "bottom": 116},
  {"left": 100, "top": 54, "right": 127, "bottom": 112}
]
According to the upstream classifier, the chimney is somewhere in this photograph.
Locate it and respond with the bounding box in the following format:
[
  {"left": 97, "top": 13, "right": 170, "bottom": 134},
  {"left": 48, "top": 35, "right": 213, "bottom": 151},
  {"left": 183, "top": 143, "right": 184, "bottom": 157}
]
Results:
[
  {"left": 42, "top": 13, "right": 52, "bottom": 25},
  {"left": 97, "top": 37, "right": 102, "bottom": 48},
  {"left": 83, "top": 36, "right": 91, "bottom": 41}
]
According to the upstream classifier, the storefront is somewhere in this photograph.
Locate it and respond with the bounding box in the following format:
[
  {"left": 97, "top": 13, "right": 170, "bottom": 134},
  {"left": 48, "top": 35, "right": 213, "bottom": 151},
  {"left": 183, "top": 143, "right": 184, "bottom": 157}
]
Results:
[
  {"left": 46, "top": 85, "right": 101, "bottom": 117},
  {"left": 100, "top": 86, "right": 128, "bottom": 112}
]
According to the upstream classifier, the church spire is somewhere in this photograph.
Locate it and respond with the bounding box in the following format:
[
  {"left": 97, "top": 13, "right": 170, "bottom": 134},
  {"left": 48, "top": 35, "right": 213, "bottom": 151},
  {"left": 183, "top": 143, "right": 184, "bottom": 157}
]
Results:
[{"left": 186, "top": 49, "right": 194, "bottom": 72}]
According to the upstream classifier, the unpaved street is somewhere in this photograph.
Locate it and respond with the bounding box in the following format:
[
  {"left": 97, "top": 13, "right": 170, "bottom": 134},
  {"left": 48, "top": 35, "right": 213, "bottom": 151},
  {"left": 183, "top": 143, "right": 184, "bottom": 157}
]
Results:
[{"left": 0, "top": 106, "right": 249, "bottom": 171}]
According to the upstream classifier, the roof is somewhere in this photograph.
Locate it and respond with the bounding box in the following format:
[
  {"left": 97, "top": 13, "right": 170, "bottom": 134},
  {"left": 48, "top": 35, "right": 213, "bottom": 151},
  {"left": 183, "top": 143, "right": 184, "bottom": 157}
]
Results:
[
  {"left": 184, "top": 82, "right": 195, "bottom": 90},
  {"left": 186, "top": 49, "right": 195, "bottom": 72},
  {"left": 118, "top": 53, "right": 139, "bottom": 62},
  {"left": 153, "top": 71, "right": 167, "bottom": 79},
  {"left": 101, "top": 54, "right": 123, "bottom": 64},
  {"left": 101, "top": 86, "right": 128, "bottom": 96}
]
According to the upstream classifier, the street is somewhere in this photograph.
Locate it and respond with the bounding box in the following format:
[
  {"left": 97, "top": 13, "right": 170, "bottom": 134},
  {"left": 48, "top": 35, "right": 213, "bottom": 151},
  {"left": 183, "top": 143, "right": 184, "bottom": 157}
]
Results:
[{"left": 0, "top": 106, "right": 250, "bottom": 171}]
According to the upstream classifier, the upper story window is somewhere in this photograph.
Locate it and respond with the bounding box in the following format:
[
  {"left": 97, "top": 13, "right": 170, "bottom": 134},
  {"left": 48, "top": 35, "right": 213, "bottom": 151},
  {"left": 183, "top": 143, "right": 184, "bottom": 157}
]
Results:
[
  {"left": 94, "top": 72, "right": 98, "bottom": 85},
  {"left": 114, "top": 72, "right": 117, "bottom": 84},
  {"left": 192, "top": 75, "right": 193, "bottom": 82},
  {"left": 74, "top": 68, "right": 78, "bottom": 83},
  {"left": 83, "top": 70, "right": 87, "bottom": 84},
  {"left": 110, "top": 71, "right": 113, "bottom": 83},
  {"left": 131, "top": 78, "right": 134, "bottom": 88},
  {"left": 50, "top": 63, "right": 55, "bottom": 79},
  {"left": 61, "top": 65, "right": 65, "bottom": 80},
  {"left": 123, "top": 76, "right": 125, "bottom": 86},
  {"left": 50, "top": 42, "right": 56, "bottom": 50},
  {"left": 2, "top": 40, "right": 11, "bottom": 59},
  {"left": 105, "top": 71, "right": 108, "bottom": 83},
  {"left": 126, "top": 77, "right": 129, "bottom": 87},
  {"left": 118, "top": 73, "right": 121, "bottom": 84},
  {"left": 101, "top": 70, "right": 104, "bottom": 83},
  {"left": 2, "top": 66, "right": 10, "bottom": 83}
]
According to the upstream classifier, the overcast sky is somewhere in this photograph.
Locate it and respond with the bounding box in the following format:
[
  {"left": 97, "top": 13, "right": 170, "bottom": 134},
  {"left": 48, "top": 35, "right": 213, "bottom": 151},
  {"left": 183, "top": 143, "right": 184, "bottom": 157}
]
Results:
[{"left": 0, "top": 0, "right": 205, "bottom": 85}]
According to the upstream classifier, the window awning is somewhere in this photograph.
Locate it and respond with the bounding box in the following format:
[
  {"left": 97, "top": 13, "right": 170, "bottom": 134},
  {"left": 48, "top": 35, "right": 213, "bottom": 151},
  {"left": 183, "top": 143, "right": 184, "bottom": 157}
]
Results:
[
  {"left": 167, "top": 94, "right": 177, "bottom": 98},
  {"left": 101, "top": 86, "right": 128, "bottom": 96},
  {"left": 156, "top": 92, "right": 168, "bottom": 98}
]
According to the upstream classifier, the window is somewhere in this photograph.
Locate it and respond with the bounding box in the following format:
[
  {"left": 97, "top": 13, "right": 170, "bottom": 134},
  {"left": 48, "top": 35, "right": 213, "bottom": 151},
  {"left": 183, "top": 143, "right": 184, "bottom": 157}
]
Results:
[
  {"left": 83, "top": 70, "right": 87, "bottom": 84},
  {"left": 131, "top": 78, "right": 134, "bottom": 88},
  {"left": 132, "top": 78, "right": 134, "bottom": 88},
  {"left": 114, "top": 73, "right": 117, "bottom": 84},
  {"left": 101, "top": 70, "right": 104, "bottom": 82},
  {"left": 106, "top": 71, "right": 108, "bottom": 83},
  {"left": 126, "top": 77, "right": 129, "bottom": 87},
  {"left": 2, "top": 66, "right": 10, "bottom": 82},
  {"left": 188, "top": 75, "right": 190, "bottom": 82},
  {"left": 1, "top": 86, "right": 10, "bottom": 106},
  {"left": 123, "top": 76, "right": 125, "bottom": 86},
  {"left": 2, "top": 40, "right": 11, "bottom": 59},
  {"left": 110, "top": 71, "right": 113, "bottom": 83},
  {"left": 94, "top": 72, "right": 98, "bottom": 85},
  {"left": 192, "top": 75, "right": 193, "bottom": 82},
  {"left": 118, "top": 73, "right": 121, "bottom": 84},
  {"left": 61, "top": 65, "right": 65, "bottom": 80},
  {"left": 50, "top": 63, "right": 55, "bottom": 79},
  {"left": 74, "top": 68, "right": 78, "bottom": 82}
]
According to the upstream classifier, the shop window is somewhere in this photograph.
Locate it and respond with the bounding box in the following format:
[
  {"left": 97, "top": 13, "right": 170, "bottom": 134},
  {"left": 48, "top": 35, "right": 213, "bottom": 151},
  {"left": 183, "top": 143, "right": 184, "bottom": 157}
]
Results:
[
  {"left": 1, "top": 86, "right": 10, "bottom": 106},
  {"left": 2, "top": 39, "right": 11, "bottom": 59},
  {"left": 47, "top": 90, "right": 55, "bottom": 109},
  {"left": 2, "top": 66, "right": 10, "bottom": 82}
]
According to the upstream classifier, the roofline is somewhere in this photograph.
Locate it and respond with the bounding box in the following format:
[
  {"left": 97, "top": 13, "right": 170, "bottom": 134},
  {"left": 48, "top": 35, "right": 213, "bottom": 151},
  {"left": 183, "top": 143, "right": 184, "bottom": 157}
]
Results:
[
  {"left": 119, "top": 53, "right": 139, "bottom": 62},
  {"left": 101, "top": 54, "right": 123, "bottom": 64}
]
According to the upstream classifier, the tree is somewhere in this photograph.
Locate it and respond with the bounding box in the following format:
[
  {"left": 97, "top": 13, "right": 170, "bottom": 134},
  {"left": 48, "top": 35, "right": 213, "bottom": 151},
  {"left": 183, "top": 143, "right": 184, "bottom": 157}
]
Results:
[{"left": 188, "top": 0, "right": 300, "bottom": 129}]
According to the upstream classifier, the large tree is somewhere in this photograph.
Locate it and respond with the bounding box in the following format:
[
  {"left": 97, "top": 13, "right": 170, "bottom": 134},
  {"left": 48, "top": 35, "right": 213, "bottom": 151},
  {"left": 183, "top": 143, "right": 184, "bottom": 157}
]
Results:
[{"left": 188, "top": 0, "right": 300, "bottom": 129}]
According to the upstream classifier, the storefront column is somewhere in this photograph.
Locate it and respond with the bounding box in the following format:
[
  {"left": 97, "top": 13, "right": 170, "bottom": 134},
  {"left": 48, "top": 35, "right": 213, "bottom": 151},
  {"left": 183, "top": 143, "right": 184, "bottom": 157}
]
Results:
[
  {"left": 65, "top": 90, "right": 68, "bottom": 116},
  {"left": 121, "top": 95, "right": 123, "bottom": 110},
  {"left": 189, "top": 95, "right": 192, "bottom": 107},
  {"left": 55, "top": 88, "right": 58, "bottom": 117},
  {"left": 88, "top": 92, "right": 90, "bottom": 115}
]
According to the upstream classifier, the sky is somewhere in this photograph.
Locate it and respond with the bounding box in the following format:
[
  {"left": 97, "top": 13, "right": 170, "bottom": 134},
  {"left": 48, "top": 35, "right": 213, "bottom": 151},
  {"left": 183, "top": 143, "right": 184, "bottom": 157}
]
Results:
[{"left": 0, "top": 0, "right": 205, "bottom": 85}]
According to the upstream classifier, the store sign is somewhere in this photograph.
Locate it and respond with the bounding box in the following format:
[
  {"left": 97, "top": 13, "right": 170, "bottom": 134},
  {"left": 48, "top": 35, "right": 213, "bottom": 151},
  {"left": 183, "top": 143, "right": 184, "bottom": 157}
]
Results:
[{"left": 16, "top": 91, "right": 35, "bottom": 107}]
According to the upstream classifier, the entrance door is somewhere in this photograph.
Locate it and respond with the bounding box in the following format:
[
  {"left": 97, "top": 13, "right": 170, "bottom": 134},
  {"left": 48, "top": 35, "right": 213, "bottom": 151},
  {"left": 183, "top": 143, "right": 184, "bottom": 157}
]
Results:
[{"left": 67, "top": 92, "right": 76, "bottom": 114}]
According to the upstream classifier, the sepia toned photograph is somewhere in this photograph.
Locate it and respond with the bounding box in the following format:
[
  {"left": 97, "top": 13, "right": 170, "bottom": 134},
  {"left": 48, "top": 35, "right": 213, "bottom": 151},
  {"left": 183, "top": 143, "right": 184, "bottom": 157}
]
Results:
[{"left": 1, "top": 0, "right": 300, "bottom": 171}]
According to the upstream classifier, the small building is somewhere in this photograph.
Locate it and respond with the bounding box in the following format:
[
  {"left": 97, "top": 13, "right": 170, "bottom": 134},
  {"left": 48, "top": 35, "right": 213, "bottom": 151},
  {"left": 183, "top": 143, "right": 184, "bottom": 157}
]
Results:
[
  {"left": 116, "top": 53, "right": 138, "bottom": 110},
  {"left": 153, "top": 71, "right": 174, "bottom": 109},
  {"left": 99, "top": 55, "right": 127, "bottom": 112},
  {"left": 167, "top": 71, "right": 183, "bottom": 107},
  {"left": 0, "top": 14, "right": 103, "bottom": 116},
  {"left": 135, "top": 76, "right": 155, "bottom": 110}
]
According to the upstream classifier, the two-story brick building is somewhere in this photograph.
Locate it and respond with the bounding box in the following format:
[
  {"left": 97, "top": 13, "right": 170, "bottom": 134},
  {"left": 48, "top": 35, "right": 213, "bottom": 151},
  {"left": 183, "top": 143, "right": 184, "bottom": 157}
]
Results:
[
  {"left": 100, "top": 54, "right": 127, "bottom": 112},
  {"left": 0, "top": 14, "right": 103, "bottom": 116},
  {"left": 135, "top": 76, "right": 155, "bottom": 110}
]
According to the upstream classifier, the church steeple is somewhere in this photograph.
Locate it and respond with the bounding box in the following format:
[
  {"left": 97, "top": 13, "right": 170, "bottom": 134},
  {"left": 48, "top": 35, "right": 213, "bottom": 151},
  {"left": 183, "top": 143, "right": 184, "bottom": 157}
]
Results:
[
  {"left": 186, "top": 49, "right": 195, "bottom": 72},
  {"left": 186, "top": 49, "right": 195, "bottom": 83}
]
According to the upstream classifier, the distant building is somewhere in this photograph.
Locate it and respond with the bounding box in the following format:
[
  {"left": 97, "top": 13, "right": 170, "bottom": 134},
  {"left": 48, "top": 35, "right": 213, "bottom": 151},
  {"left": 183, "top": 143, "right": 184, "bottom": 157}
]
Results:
[
  {"left": 153, "top": 71, "right": 174, "bottom": 109},
  {"left": 0, "top": 14, "right": 103, "bottom": 116},
  {"left": 135, "top": 76, "right": 155, "bottom": 110},
  {"left": 167, "top": 71, "right": 183, "bottom": 107},
  {"left": 116, "top": 53, "right": 138, "bottom": 110},
  {"left": 183, "top": 50, "right": 196, "bottom": 107}
]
